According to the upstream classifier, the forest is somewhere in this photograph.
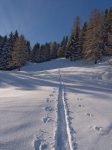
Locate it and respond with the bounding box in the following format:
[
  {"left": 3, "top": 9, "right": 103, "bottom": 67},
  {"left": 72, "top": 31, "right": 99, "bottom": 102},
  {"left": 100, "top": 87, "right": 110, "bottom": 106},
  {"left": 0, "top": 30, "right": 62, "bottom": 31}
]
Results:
[{"left": 0, "top": 8, "right": 112, "bottom": 70}]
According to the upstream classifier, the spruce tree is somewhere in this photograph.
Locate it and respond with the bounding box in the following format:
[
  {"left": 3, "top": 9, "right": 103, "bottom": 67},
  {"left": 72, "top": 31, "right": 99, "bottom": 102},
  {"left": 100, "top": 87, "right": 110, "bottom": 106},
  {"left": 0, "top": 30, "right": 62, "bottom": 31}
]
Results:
[
  {"left": 0, "top": 36, "right": 7, "bottom": 69},
  {"left": 58, "top": 36, "right": 68, "bottom": 57},
  {"left": 81, "top": 22, "right": 87, "bottom": 58},
  {"left": 102, "top": 8, "right": 112, "bottom": 55},
  {"left": 50, "top": 42, "right": 59, "bottom": 59},
  {"left": 66, "top": 17, "right": 82, "bottom": 60},
  {"left": 44, "top": 43, "right": 51, "bottom": 61},
  {"left": 12, "top": 35, "right": 27, "bottom": 70},
  {"left": 83, "top": 10, "right": 103, "bottom": 64},
  {"left": 8, "top": 31, "right": 19, "bottom": 69},
  {"left": 26, "top": 41, "right": 31, "bottom": 61},
  {"left": 31, "top": 43, "right": 41, "bottom": 63}
]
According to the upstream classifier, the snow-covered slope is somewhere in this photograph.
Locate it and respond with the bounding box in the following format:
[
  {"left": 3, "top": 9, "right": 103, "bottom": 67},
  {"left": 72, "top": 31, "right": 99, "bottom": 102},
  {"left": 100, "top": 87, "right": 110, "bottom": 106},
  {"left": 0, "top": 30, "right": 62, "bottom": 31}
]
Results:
[{"left": 0, "top": 58, "right": 112, "bottom": 150}]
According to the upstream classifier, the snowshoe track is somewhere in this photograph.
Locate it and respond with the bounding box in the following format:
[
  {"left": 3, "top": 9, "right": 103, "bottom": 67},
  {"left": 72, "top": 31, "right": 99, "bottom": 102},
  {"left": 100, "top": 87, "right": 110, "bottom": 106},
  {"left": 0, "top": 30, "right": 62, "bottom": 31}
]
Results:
[{"left": 55, "top": 69, "right": 73, "bottom": 150}]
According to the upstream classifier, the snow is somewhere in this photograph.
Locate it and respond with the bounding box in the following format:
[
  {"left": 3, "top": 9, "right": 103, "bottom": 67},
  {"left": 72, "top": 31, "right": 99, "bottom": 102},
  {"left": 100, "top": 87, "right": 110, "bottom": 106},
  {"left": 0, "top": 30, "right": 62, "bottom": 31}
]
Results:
[
  {"left": 55, "top": 69, "right": 73, "bottom": 150},
  {"left": 0, "top": 58, "right": 112, "bottom": 150}
]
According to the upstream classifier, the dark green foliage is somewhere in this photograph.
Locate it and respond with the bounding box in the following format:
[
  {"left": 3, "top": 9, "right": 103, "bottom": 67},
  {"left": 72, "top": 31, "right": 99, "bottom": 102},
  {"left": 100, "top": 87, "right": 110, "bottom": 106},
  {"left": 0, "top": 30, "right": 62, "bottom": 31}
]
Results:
[
  {"left": 31, "top": 41, "right": 59, "bottom": 63},
  {"left": 66, "top": 17, "right": 82, "bottom": 60},
  {"left": 58, "top": 36, "right": 68, "bottom": 57},
  {"left": 0, "top": 31, "right": 31, "bottom": 70},
  {"left": 66, "top": 8, "right": 112, "bottom": 64},
  {"left": 0, "top": 7, "right": 112, "bottom": 70},
  {"left": 50, "top": 42, "right": 59, "bottom": 59}
]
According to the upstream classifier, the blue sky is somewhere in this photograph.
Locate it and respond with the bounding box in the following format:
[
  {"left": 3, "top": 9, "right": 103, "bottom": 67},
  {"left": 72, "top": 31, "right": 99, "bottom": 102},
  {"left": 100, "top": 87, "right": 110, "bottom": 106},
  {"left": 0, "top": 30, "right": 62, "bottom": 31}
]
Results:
[{"left": 0, "top": 0, "right": 111, "bottom": 46}]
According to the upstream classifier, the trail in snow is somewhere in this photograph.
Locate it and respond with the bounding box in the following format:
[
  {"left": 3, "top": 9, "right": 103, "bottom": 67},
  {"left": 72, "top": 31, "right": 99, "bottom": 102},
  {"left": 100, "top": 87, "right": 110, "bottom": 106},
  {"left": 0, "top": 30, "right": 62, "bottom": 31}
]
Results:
[
  {"left": 55, "top": 69, "right": 74, "bottom": 150},
  {"left": 34, "top": 130, "right": 48, "bottom": 150},
  {"left": 34, "top": 88, "right": 57, "bottom": 150},
  {"left": 33, "top": 68, "right": 74, "bottom": 150}
]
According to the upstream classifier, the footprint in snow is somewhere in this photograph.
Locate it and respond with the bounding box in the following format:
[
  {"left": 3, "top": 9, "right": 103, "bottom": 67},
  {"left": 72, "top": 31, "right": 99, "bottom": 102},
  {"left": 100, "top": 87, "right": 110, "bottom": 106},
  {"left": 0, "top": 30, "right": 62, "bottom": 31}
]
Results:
[
  {"left": 46, "top": 98, "right": 50, "bottom": 102},
  {"left": 43, "top": 117, "right": 52, "bottom": 123},
  {"left": 45, "top": 106, "right": 53, "bottom": 112},
  {"left": 49, "top": 94, "right": 53, "bottom": 97},
  {"left": 34, "top": 139, "right": 41, "bottom": 150},
  {"left": 95, "top": 126, "right": 102, "bottom": 131},
  {"left": 78, "top": 104, "right": 85, "bottom": 108},
  {"left": 34, "top": 139, "right": 48, "bottom": 150},
  {"left": 34, "top": 129, "right": 49, "bottom": 150},
  {"left": 86, "top": 113, "right": 94, "bottom": 117},
  {"left": 53, "top": 90, "right": 56, "bottom": 93},
  {"left": 41, "top": 144, "right": 48, "bottom": 150},
  {"left": 46, "top": 98, "right": 52, "bottom": 103},
  {"left": 90, "top": 125, "right": 103, "bottom": 133},
  {"left": 77, "top": 98, "right": 82, "bottom": 101},
  {"left": 95, "top": 123, "right": 112, "bottom": 136}
]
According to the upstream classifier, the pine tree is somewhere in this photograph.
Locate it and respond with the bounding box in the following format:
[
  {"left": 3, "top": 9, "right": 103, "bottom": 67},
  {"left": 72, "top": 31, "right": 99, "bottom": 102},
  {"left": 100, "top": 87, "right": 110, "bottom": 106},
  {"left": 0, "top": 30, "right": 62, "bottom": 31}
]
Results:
[
  {"left": 12, "top": 35, "right": 27, "bottom": 70},
  {"left": 66, "top": 17, "right": 82, "bottom": 60},
  {"left": 15, "top": 30, "right": 19, "bottom": 38},
  {"left": 0, "top": 36, "right": 7, "bottom": 69},
  {"left": 31, "top": 43, "right": 41, "bottom": 62},
  {"left": 58, "top": 36, "right": 68, "bottom": 57},
  {"left": 83, "top": 10, "right": 103, "bottom": 64},
  {"left": 21, "top": 35, "right": 31, "bottom": 62},
  {"left": 39, "top": 45, "right": 45, "bottom": 62},
  {"left": 8, "top": 31, "right": 19, "bottom": 69},
  {"left": 102, "top": 8, "right": 112, "bottom": 55},
  {"left": 0, "top": 36, "right": 4, "bottom": 69},
  {"left": 81, "top": 22, "right": 87, "bottom": 58},
  {"left": 44, "top": 43, "right": 51, "bottom": 61},
  {"left": 0, "top": 36, "right": 12, "bottom": 70},
  {"left": 50, "top": 42, "right": 59, "bottom": 59},
  {"left": 26, "top": 41, "right": 31, "bottom": 61},
  {"left": 0, "top": 31, "right": 31, "bottom": 70}
]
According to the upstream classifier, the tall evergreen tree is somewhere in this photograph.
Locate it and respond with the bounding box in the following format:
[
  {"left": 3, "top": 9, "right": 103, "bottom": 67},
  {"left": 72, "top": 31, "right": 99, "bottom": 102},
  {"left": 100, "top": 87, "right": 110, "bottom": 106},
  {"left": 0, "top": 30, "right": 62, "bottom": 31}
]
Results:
[
  {"left": 26, "top": 41, "right": 31, "bottom": 61},
  {"left": 58, "top": 36, "right": 68, "bottom": 57},
  {"left": 66, "top": 17, "right": 82, "bottom": 60},
  {"left": 44, "top": 43, "right": 51, "bottom": 61},
  {"left": 102, "top": 8, "right": 112, "bottom": 55},
  {"left": 8, "top": 31, "right": 19, "bottom": 68},
  {"left": 11, "top": 35, "right": 28, "bottom": 70},
  {"left": 83, "top": 10, "right": 103, "bottom": 64},
  {"left": 81, "top": 22, "right": 87, "bottom": 57},
  {"left": 50, "top": 42, "right": 59, "bottom": 59},
  {"left": 31, "top": 43, "right": 41, "bottom": 62},
  {"left": 0, "top": 36, "right": 7, "bottom": 69}
]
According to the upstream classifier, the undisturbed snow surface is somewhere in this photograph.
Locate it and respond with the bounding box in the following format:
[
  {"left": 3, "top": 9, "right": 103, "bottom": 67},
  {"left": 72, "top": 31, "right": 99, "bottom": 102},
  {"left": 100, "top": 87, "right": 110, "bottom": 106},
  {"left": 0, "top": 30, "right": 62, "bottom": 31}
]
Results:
[{"left": 0, "top": 58, "right": 112, "bottom": 150}]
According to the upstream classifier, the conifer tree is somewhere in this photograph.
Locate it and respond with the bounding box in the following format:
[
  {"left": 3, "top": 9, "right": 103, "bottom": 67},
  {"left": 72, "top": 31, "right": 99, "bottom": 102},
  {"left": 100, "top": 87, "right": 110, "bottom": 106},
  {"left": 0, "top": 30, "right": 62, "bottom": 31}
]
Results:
[
  {"left": 0, "top": 36, "right": 7, "bottom": 69},
  {"left": 102, "top": 8, "right": 112, "bottom": 55},
  {"left": 0, "top": 31, "right": 31, "bottom": 70},
  {"left": 40, "top": 45, "right": 45, "bottom": 62},
  {"left": 12, "top": 35, "right": 27, "bottom": 70},
  {"left": 58, "top": 36, "right": 68, "bottom": 57},
  {"left": 50, "top": 42, "right": 59, "bottom": 59},
  {"left": 83, "top": 10, "right": 103, "bottom": 64},
  {"left": 81, "top": 22, "right": 87, "bottom": 57},
  {"left": 31, "top": 43, "right": 41, "bottom": 62},
  {"left": 66, "top": 16, "right": 82, "bottom": 60},
  {"left": 8, "top": 31, "right": 19, "bottom": 68},
  {"left": 26, "top": 41, "right": 31, "bottom": 61},
  {"left": 44, "top": 43, "right": 51, "bottom": 61}
]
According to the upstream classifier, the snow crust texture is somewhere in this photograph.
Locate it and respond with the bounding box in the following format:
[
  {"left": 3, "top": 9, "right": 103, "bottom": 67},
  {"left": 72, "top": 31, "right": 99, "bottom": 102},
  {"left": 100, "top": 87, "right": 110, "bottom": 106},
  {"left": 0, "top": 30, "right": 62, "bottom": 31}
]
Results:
[{"left": 0, "top": 58, "right": 112, "bottom": 150}]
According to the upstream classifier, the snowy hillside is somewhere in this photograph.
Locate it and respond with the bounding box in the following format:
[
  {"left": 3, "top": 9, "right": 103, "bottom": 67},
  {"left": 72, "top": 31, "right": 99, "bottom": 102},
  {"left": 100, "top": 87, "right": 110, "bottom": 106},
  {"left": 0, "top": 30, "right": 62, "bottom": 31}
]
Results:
[{"left": 0, "top": 58, "right": 112, "bottom": 150}]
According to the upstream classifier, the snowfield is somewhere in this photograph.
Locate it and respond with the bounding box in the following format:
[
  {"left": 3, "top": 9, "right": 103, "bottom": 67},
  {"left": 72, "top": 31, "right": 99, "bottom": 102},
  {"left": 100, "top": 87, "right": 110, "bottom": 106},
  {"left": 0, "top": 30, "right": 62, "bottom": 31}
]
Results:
[{"left": 0, "top": 58, "right": 112, "bottom": 150}]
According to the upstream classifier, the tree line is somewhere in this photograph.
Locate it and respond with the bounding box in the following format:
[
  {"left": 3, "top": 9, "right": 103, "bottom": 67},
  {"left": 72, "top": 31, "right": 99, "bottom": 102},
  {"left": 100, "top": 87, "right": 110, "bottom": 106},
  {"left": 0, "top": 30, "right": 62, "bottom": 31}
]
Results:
[
  {"left": 66, "top": 8, "right": 112, "bottom": 64},
  {"left": 0, "top": 31, "right": 31, "bottom": 70},
  {"left": 0, "top": 8, "right": 111, "bottom": 70}
]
